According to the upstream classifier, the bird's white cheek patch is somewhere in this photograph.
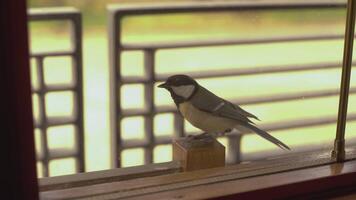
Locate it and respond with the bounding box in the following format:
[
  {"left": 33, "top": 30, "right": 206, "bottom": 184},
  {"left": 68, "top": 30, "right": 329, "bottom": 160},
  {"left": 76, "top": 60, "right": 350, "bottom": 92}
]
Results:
[{"left": 172, "top": 85, "right": 195, "bottom": 98}]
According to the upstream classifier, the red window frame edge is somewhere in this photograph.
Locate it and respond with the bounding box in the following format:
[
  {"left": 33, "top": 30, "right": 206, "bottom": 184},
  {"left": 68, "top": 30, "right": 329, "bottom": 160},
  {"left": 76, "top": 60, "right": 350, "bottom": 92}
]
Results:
[{"left": 1, "top": 0, "right": 39, "bottom": 199}]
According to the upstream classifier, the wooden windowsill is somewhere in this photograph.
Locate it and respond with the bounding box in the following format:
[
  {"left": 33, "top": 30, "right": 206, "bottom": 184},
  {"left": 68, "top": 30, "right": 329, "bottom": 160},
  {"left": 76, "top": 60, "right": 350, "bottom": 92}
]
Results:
[
  {"left": 39, "top": 161, "right": 181, "bottom": 192},
  {"left": 40, "top": 147, "right": 356, "bottom": 199}
]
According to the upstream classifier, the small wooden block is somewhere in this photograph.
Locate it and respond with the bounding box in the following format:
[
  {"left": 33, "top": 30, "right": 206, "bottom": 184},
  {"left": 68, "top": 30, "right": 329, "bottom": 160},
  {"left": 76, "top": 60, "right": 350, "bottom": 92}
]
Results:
[{"left": 173, "top": 137, "right": 225, "bottom": 172}]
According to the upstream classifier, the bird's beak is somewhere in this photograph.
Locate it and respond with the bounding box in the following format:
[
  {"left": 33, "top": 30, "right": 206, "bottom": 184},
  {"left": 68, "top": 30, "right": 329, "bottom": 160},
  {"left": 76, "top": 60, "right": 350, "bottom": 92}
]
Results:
[{"left": 158, "top": 82, "right": 169, "bottom": 89}]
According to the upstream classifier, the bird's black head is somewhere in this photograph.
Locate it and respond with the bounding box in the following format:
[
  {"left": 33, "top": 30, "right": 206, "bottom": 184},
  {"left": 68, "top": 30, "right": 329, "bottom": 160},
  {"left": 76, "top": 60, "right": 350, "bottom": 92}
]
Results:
[{"left": 158, "top": 74, "right": 198, "bottom": 104}]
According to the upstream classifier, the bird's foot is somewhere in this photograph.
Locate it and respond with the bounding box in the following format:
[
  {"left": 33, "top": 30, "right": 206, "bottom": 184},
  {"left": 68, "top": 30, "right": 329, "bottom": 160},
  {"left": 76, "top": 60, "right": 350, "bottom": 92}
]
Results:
[
  {"left": 215, "top": 129, "right": 232, "bottom": 137},
  {"left": 181, "top": 132, "right": 215, "bottom": 148},
  {"left": 186, "top": 129, "right": 233, "bottom": 142},
  {"left": 189, "top": 132, "right": 211, "bottom": 140}
]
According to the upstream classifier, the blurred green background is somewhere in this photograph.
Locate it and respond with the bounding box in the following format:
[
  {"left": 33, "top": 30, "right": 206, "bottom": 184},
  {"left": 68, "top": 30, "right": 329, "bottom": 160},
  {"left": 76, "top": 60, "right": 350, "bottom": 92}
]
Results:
[{"left": 28, "top": 0, "right": 356, "bottom": 177}]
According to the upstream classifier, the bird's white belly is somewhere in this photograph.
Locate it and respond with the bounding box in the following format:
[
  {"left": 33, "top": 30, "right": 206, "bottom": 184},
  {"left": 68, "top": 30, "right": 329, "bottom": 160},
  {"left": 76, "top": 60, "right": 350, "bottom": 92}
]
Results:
[{"left": 178, "top": 102, "right": 236, "bottom": 133}]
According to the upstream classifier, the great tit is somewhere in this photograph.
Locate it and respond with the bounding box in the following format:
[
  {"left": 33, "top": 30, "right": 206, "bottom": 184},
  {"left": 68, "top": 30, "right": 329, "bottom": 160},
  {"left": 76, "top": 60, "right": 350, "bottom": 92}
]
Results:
[{"left": 158, "top": 74, "right": 290, "bottom": 150}]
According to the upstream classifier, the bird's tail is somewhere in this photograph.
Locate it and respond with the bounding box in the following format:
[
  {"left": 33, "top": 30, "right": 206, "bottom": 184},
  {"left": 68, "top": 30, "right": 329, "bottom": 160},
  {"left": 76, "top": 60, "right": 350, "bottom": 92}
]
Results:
[{"left": 242, "top": 123, "right": 291, "bottom": 150}]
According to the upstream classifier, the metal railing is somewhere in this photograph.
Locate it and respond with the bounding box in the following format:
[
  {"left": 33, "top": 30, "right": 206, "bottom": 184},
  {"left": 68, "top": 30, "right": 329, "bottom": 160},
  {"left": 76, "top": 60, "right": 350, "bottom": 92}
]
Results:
[
  {"left": 28, "top": 7, "right": 84, "bottom": 176},
  {"left": 108, "top": 0, "right": 355, "bottom": 167}
]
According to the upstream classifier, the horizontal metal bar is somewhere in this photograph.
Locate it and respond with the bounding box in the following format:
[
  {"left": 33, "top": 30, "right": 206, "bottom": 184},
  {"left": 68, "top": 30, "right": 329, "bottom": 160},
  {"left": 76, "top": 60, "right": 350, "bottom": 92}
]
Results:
[
  {"left": 30, "top": 50, "right": 74, "bottom": 58},
  {"left": 47, "top": 116, "right": 77, "bottom": 127},
  {"left": 155, "top": 136, "right": 174, "bottom": 144},
  {"left": 33, "top": 120, "right": 42, "bottom": 129},
  {"left": 28, "top": 7, "right": 80, "bottom": 21},
  {"left": 34, "top": 116, "right": 77, "bottom": 128},
  {"left": 119, "top": 109, "right": 150, "bottom": 117},
  {"left": 236, "top": 87, "right": 356, "bottom": 106},
  {"left": 119, "top": 87, "right": 356, "bottom": 117},
  {"left": 37, "top": 148, "right": 77, "bottom": 161},
  {"left": 32, "top": 85, "right": 76, "bottom": 93},
  {"left": 116, "top": 117, "right": 356, "bottom": 157},
  {"left": 241, "top": 140, "right": 356, "bottom": 162},
  {"left": 108, "top": 0, "right": 345, "bottom": 17},
  {"left": 120, "top": 139, "right": 148, "bottom": 149},
  {"left": 184, "top": 113, "right": 356, "bottom": 136},
  {"left": 120, "top": 76, "right": 150, "bottom": 84},
  {"left": 261, "top": 113, "right": 356, "bottom": 133},
  {"left": 163, "top": 62, "right": 342, "bottom": 80},
  {"left": 119, "top": 108, "right": 150, "bottom": 117},
  {"left": 120, "top": 62, "right": 343, "bottom": 84},
  {"left": 121, "top": 34, "right": 344, "bottom": 50},
  {"left": 120, "top": 136, "right": 172, "bottom": 149},
  {"left": 48, "top": 148, "right": 77, "bottom": 160},
  {"left": 154, "top": 106, "right": 176, "bottom": 115}
]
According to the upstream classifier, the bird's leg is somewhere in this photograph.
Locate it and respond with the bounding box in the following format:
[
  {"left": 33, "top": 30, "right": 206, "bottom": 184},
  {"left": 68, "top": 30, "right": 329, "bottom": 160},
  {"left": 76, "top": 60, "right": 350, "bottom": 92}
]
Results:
[
  {"left": 225, "top": 128, "right": 232, "bottom": 134},
  {"left": 215, "top": 132, "right": 223, "bottom": 137},
  {"left": 216, "top": 129, "right": 232, "bottom": 137},
  {"left": 188, "top": 128, "right": 233, "bottom": 140},
  {"left": 191, "top": 132, "right": 211, "bottom": 140},
  {"left": 184, "top": 132, "right": 215, "bottom": 147}
]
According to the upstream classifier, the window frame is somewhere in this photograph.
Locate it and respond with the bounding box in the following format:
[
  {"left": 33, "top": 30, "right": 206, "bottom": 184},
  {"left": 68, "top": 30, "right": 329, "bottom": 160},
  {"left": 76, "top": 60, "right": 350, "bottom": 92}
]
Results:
[{"left": 4, "top": 0, "right": 356, "bottom": 199}]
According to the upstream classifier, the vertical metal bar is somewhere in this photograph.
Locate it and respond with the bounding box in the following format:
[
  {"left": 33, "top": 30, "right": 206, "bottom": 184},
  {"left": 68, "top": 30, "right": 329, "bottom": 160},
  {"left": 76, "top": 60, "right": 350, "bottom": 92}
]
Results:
[
  {"left": 333, "top": 0, "right": 356, "bottom": 162},
  {"left": 38, "top": 56, "right": 50, "bottom": 176},
  {"left": 33, "top": 58, "right": 46, "bottom": 171},
  {"left": 71, "top": 13, "right": 85, "bottom": 173},
  {"left": 109, "top": 12, "right": 122, "bottom": 168},
  {"left": 174, "top": 112, "right": 185, "bottom": 138},
  {"left": 228, "top": 134, "right": 242, "bottom": 164},
  {"left": 144, "top": 49, "right": 155, "bottom": 164}
]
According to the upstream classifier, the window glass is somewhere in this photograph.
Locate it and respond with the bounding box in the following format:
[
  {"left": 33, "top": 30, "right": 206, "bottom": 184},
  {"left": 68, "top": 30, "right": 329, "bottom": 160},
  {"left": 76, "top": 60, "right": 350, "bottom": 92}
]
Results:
[{"left": 28, "top": 1, "right": 351, "bottom": 177}]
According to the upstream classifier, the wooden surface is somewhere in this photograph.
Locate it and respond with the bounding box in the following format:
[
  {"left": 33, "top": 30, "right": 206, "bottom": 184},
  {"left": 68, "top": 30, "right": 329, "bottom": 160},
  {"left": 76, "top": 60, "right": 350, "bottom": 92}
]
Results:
[
  {"left": 126, "top": 159, "right": 356, "bottom": 200},
  {"left": 39, "top": 161, "right": 181, "bottom": 191},
  {"left": 173, "top": 138, "right": 225, "bottom": 171},
  {"left": 40, "top": 148, "right": 356, "bottom": 200}
]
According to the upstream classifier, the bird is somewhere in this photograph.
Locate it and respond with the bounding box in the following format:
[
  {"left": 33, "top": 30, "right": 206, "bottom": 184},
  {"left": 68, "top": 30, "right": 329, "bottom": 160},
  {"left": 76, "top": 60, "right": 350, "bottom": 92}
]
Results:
[{"left": 158, "top": 74, "right": 290, "bottom": 150}]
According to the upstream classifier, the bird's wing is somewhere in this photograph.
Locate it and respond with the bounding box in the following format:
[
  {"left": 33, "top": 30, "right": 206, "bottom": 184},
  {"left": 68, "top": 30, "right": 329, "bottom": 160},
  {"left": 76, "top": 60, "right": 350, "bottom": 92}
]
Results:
[
  {"left": 190, "top": 86, "right": 256, "bottom": 123},
  {"left": 190, "top": 86, "right": 290, "bottom": 150},
  {"left": 226, "top": 101, "right": 260, "bottom": 120}
]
